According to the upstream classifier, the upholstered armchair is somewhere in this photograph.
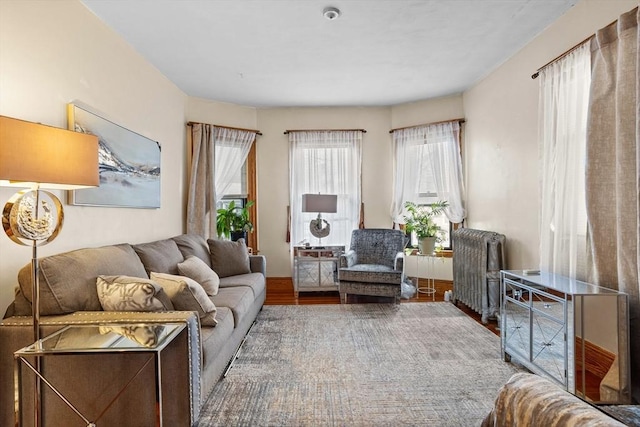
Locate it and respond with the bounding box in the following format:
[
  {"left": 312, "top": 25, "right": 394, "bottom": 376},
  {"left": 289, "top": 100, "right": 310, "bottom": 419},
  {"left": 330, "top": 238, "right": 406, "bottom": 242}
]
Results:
[{"left": 338, "top": 229, "right": 407, "bottom": 304}]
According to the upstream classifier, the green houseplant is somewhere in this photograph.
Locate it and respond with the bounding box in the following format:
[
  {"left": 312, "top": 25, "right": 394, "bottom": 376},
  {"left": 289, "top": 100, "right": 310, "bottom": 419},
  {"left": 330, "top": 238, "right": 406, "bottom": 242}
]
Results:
[
  {"left": 402, "top": 200, "right": 449, "bottom": 254},
  {"left": 216, "top": 200, "right": 255, "bottom": 241}
]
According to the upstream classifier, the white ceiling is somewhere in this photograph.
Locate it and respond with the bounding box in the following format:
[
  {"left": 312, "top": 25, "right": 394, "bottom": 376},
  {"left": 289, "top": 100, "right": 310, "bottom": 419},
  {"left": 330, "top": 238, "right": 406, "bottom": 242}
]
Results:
[{"left": 81, "top": 0, "right": 576, "bottom": 108}]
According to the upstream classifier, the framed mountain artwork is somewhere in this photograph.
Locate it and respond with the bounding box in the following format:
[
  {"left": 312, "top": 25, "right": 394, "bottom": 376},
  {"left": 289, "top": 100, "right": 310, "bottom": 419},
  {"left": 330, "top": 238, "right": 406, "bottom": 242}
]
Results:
[{"left": 67, "top": 103, "right": 161, "bottom": 208}]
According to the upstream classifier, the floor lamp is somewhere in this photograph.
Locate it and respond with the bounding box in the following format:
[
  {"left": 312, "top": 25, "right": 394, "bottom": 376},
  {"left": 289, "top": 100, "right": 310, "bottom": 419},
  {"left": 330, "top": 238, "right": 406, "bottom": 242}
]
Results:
[{"left": 0, "top": 115, "right": 99, "bottom": 427}]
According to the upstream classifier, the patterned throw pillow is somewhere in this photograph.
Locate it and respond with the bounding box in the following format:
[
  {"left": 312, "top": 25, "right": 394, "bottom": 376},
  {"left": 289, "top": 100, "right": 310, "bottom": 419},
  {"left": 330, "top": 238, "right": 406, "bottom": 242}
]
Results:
[
  {"left": 150, "top": 272, "right": 218, "bottom": 326},
  {"left": 207, "top": 238, "right": 251, "bottom": 278},
  {"left": 177, "top": 255, "right": 220, "bottom": 296},
  {"left": 96, "top": 275, "right": 174, "bottom": 312}
]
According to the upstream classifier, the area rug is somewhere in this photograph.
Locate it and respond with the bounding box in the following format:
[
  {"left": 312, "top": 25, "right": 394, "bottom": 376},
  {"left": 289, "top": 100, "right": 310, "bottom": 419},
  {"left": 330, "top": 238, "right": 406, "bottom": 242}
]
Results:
[{"left": 198, "top": 303, "right": 523, "bottom": 426}]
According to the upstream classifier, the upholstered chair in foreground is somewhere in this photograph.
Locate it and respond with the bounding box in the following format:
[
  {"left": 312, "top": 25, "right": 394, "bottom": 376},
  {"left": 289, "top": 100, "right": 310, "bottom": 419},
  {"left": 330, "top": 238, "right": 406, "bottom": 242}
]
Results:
[{"left": 338, "top": 228, "right": 407, "bottom": 304}]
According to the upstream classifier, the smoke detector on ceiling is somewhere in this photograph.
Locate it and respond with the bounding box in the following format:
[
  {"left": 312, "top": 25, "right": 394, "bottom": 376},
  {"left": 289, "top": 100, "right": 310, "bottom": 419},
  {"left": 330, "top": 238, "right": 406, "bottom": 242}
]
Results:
[{"left": 323, "top": 7, "right": 341, "bottom": 20}]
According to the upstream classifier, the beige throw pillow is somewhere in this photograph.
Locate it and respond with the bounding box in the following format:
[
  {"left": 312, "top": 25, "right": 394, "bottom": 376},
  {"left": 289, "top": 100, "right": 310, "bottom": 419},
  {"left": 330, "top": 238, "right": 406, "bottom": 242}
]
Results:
[
  {"left": 177, "top": 255, "right": 220, "bottom": 296},
  {"left": 207, "top": 238, "right": 251, "bottom": 278},
  {"left": 96, "top": 275, "right": 174, "bottom": 312},
  {"left": 150, "top": 272, "right": 217, "bottom": 326}
]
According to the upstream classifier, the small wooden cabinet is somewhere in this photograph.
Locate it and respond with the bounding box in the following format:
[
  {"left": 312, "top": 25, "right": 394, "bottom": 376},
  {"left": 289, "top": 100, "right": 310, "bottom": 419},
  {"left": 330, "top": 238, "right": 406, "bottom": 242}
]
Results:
[
  {"left": 500, "top": 270, "right": 631, "bottom": 404},
  {"left": 293, "top": 245, "right": 344, "bottom": 297}
]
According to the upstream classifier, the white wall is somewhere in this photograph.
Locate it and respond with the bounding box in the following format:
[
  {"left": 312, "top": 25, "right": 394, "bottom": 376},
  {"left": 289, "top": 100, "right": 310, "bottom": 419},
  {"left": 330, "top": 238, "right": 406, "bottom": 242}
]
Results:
[
  {"left": 187, "top": 97, "right": 258, "bottom": 129},
  {"left": 390, "top": 95, "right": 464, "bottom": 129},
  {"left": 462, "top": 0, "right": 638, "bottom": 270},
  {"left": 0, "top": 0, "right": 187, "bottom": 314}
]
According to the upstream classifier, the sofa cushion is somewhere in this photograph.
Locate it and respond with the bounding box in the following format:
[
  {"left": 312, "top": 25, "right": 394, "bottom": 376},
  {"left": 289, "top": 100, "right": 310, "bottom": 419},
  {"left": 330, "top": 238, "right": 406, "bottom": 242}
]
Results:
[
  {"left": 218, "top": 273, "right": 265, "bottom": 298},
  {"left": 210, "top": 286, "right": 254, "bottom": 327},
  {"left": 200, "top": 307, "right": 234, "bottom": 368},
  {"left": 96, "top": 275, "right": 174, "bottom": 312},
  {"left": 133, "top": 239, "right": 184, "bottom": 276},
  {"left": 4, "top": 288, "right": 32, "bottom": 317},
  {"left": 339, "top": 264, "right": 403, "bottom": 284},
  {"left": 207, "top": 238, "right": 251, "bottom": 278},
  {"left": 177, "top": 255, "right": 220, "bottom": 296},
  {"left": 150, "top": 272, "right": 217, "bottom": 326},
  {"left": 18, "top": 244, "right": 148, "bottom": 315},
  {"left": 172, "top": 234, "right": 212, "bottom": 268}
]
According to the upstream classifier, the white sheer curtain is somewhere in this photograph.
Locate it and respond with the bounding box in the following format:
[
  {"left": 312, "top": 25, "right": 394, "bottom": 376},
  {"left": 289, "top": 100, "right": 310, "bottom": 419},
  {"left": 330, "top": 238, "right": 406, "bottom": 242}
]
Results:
[
  {"left": 213, "top": 126, "right": 255, "bottom": 204},
  {"left": 538, "top": 43, "right": 591, "bottom": 279},
  {"left": 390, "top": 121, "right": 466, "bottom": 225},
  {"left": 289, "top": 131, "right": 362, "bottom": 249}
]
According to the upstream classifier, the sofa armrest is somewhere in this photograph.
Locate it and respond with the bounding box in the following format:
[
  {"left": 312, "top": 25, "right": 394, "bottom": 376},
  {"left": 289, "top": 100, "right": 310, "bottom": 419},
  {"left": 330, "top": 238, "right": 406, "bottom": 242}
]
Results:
[{"left": 249, "top": 255, "right": 266, "bottom": 276}]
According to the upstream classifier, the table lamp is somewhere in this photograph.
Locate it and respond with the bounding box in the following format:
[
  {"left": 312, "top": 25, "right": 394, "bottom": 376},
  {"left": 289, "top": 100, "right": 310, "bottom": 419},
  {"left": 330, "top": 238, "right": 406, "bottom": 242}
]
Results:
[
  {"left": 0, "top": 115, "right": 99, "bottom": 343},
  {"left": 301, "top": 193, "right": 337, "bottom": 243}
]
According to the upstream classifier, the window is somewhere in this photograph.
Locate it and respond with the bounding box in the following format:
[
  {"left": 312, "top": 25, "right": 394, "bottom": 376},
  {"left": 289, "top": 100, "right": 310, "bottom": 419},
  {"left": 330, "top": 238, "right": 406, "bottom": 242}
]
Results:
[
  {"left": 289, "top": 130, "right": 362, "bottom": 249},
  {"left": 218, "top": 143, "right": 257, "bottom": 251},
  {"left": 390, "top": 121, "right": 466, "bottom": 251},
  {"left": 186, "top": 123, "right": 258, "bottom": 251}
]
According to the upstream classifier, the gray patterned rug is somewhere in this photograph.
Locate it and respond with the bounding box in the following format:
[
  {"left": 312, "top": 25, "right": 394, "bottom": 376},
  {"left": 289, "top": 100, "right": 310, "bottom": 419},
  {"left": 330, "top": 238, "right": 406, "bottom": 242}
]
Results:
[{"left": 198, "top": 303, "right": 523, "bottom": 426}]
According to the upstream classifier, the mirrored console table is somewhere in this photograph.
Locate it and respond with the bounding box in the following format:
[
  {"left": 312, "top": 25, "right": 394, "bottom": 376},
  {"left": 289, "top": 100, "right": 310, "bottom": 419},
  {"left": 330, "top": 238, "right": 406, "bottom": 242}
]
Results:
[
  {"left": 500, "top": 270, "right": 631, "bottom": 404},
  {"left": 293, "top": 245, "right": 344, "bottom": 297}
]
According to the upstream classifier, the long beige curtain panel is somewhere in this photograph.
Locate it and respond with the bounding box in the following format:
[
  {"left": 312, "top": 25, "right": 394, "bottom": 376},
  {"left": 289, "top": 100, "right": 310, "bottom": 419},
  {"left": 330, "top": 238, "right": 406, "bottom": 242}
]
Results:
[{"left": 585, "top": 6, "right": 639, "bottom": 403}]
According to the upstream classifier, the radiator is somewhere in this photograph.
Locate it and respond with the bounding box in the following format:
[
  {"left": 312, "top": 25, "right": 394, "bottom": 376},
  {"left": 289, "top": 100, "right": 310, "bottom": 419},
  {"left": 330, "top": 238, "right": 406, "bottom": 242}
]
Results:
[{"left": 452, "top": 228, "right": 506, "bottom": 324}]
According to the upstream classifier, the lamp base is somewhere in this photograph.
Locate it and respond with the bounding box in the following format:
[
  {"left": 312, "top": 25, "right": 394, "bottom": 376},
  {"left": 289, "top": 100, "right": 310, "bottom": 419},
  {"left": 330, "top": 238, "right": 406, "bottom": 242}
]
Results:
[
  {"left": 309, "top": 213, "right": 331, "bottom": 239},
  {"left": 3, "top": 189, "right": 63, "bottom": 245}
]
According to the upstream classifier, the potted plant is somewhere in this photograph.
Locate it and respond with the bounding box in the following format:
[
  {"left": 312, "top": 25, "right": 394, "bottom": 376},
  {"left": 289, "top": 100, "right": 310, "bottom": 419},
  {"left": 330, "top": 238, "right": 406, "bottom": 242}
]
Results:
[
  {"left": 402, "top": 200, "right": 449, "bottom": 254},
  {"left": 216, "top": 200, "right": 255, "bottom": 241}
]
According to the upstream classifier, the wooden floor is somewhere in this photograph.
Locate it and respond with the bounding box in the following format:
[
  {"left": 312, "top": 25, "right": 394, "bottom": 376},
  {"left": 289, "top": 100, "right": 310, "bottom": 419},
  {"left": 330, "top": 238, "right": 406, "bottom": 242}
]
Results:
[{"left": 264, "top": 278, "right": 500, "bottom": 336}]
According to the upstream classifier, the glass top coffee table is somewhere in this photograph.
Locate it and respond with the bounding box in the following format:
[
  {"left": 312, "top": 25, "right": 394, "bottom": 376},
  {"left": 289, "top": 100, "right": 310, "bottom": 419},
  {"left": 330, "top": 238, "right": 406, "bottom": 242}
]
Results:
[{"left": 14, "top": 322, "right": 186, "bottom": 427}]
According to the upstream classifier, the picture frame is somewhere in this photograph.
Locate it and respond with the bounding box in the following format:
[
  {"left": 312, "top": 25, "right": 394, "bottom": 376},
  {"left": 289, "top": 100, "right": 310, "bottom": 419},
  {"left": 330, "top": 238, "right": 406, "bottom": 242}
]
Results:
[{"left": 67, "top": 103, "right": 161, "bottom": 208}]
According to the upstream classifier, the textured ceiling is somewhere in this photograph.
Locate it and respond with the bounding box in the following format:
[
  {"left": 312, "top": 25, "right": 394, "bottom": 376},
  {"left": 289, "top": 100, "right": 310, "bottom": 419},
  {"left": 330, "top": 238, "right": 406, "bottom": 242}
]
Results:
[{"left": 81, "top": 0, "right": 576, "bottom": 107}]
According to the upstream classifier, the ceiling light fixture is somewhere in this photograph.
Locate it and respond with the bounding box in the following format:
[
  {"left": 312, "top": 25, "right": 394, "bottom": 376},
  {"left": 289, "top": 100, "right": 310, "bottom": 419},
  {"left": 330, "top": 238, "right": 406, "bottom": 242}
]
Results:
[{"left": 323, "top": 6, "right": 341, "bottom": 20}]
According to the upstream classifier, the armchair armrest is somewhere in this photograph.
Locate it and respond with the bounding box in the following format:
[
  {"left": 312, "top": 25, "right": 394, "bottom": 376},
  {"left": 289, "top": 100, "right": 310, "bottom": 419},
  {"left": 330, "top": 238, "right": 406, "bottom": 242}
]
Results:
[
  {"left": 394, "top": 251, "right": 405, "bottom": 271},
  {"left": 340, "top": 250, "right": 357, "bottom": 268},
  {"left": 249, "top": 255, "right": 266, "bottom": 276}
]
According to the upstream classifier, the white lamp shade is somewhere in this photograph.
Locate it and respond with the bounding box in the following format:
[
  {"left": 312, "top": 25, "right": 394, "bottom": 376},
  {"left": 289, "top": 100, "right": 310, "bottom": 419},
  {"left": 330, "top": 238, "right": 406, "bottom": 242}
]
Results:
[
  {"left": 301, "top": 194, "right": 337, "bottom": 213},
  {"left": 0, "top": 115, "right": 99, "bottom": 189}
]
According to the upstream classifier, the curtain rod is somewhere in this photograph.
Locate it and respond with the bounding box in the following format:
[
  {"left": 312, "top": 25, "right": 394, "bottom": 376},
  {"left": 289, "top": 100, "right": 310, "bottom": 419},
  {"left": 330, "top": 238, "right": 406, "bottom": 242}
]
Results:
[
  {"left": 531, "top": 12, "right": 627, "bottom": 80},
  {"left": 389, "top": 118, "right": 465, "bottom": 134},
  {"left": 531, "top": 35, "right": 593, "bottom": 79},
  {"left": 187, "top": 121, "right": 262, "bottom": 136},
  {"left": 283, "top": 128, "right": 367, "bottom": 134}
]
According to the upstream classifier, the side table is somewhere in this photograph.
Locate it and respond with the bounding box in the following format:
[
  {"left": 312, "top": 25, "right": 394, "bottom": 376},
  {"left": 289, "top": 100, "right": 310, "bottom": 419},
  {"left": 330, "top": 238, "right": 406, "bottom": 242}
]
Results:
[
  {"left": 414, "top": 253, "right": 441, "bottom": 301},
  {"left": 14, "top": 322, "right": 186, "bottom": 427},
  {"left": 293, "top": 245, "right": 344, "bottom": 297}
]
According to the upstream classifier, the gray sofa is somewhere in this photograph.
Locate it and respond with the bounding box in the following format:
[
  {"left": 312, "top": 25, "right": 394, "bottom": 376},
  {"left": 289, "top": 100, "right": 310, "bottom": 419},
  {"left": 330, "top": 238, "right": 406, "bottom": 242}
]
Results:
[{"left": 0, "top": 233, "right": 265, "bottom": 427}]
